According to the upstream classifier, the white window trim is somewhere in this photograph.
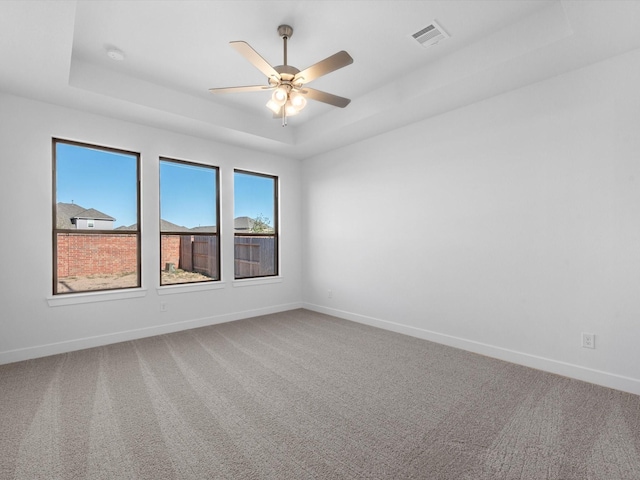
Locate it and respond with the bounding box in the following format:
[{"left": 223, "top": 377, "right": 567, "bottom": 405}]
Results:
[
  {"left": 47, "top": 288, "right": 147, "bottom": 307},
  {"left": 157, "top": 281, "right": 226, "bottom": 296},
  {"left": 232, "top": 276, "right": 283, "bottom": 288}
]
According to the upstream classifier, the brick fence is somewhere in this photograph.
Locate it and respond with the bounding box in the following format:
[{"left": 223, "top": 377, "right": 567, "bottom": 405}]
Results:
[
  {"left": 56, "top": 233, "right": 138, "bottom": 278},
  {"left": 161, "top": 235, "right": 180, "bottom": 270},
  {"left": 56, "top": 233, "right": 217, "bottom": 278}
]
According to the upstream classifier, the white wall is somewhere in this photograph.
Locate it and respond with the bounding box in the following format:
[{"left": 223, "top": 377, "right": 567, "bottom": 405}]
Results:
[
  {"left": 0, "top": 93, "right": 302, "bottom": 363},
  {"left": 2, "top": 47, "right": 640, "bottom": 396},
  {"left": 302, "top": 48, "right": 640, "bottom": 395}
]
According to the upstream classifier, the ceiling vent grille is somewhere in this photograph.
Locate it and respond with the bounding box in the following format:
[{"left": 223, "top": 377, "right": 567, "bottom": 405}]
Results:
[{"left": 412, "top": 21, "right": 449, "bottom": 48}]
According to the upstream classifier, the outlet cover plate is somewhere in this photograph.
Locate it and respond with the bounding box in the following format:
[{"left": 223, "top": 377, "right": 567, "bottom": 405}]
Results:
[{"left": 582, "top": 333, "right": 595, "bottom": 349}]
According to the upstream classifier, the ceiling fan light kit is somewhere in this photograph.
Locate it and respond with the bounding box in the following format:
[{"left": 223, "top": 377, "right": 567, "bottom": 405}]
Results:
[{"left": 209, "top": 24, "right": 353, "bottom": 126}]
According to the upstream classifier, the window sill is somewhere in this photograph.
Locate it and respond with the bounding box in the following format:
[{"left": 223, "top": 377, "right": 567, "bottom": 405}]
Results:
[
  {"left": 157, "top": 281, "right": 226, "bottom": 296},
  {"left": 47, "top": 288, "right": 148, "bottom": 307},
  {"left": 232, "top": 276, "right": 283, "bottom": 288}
]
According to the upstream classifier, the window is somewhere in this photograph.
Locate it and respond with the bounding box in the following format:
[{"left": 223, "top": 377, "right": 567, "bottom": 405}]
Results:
[
  {"left": 234, "top": 170, "right": 278, "bottom": 279},
  {"left": 160, "top": 158, "right": 220, "bottom": 285},
  {"left": 53, "top": 139, "right": 140, "bottom": 295}
]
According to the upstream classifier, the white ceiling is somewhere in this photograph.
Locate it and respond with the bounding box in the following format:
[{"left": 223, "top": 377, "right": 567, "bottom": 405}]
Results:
[{"left": 1, "top": 1, "right": 640, "bottom": 159}]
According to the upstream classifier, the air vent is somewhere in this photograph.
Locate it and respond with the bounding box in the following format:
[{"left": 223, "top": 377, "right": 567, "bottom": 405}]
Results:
[{"left": 412, "top": 21, "right": 449, "bottom": 48}]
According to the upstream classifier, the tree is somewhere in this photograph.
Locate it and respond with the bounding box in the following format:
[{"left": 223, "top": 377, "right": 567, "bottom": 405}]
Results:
[{"left": 250, "top": 213, "right": 272, "bottom": 233}]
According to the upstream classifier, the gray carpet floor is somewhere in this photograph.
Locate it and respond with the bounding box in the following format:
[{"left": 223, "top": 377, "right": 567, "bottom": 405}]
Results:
[{"left": 1, "top": 309, "right": 639, "bottom": 479}]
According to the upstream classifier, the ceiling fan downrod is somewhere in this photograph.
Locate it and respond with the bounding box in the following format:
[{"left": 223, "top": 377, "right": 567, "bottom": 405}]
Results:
[
  {"left": 277, "top": 25, "right": 294, "bottom": 127},
  {"left": 278, "top": 25, "right": 293, "bottom": 67}
]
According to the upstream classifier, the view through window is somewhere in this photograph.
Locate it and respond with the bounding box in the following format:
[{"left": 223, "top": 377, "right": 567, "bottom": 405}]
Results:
[
  {"left": 53, "top": 139, "right": 140, "bottom": 294},
  {"left": 234, "top": 170, "right": 278, "bottom": 279},
  {"left": 160, "top": 158, "right": 220, "bottom": 285}
]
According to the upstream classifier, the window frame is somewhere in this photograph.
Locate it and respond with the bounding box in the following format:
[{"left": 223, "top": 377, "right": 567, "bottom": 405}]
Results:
[
  {"left": 159, "top": 157, "right": 221, "bottom": 286},
  {"left": 52, "top": 138, "right": 141, "bottom": 295},
  {"left": 233, "top": 169, "right": 279, "bottom": 280}
]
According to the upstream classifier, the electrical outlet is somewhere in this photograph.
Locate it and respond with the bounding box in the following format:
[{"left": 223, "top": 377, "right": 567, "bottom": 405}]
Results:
[
  {"left": 581, "top": 333, "right": 595, "bottom": 349},
  {"left": 160, "top": 302, "right": 168, "bottom": 312},
  {"left": 328, "top": 289, "right": 333, "bottom": 299}
]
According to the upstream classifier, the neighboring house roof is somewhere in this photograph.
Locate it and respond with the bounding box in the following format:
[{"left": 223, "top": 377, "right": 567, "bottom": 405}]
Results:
[
  {"left": 234, "top": 216, "right": 255, "bottom": 231},
  {"left": 57, "top": 208, "right": 266, "bottom": 233},
  {"left": 233, "top": 216, "right": 274, "bottom": 233},
  {"left": 160, "top": 219, "right": 190, "bottom": 232},
  {"left": 56, "top": 202, "right": 114, "bottom": 229},
  {"left": 73, "top": 208, "right": 115, "bottom": 221},
  {"left": 119, "top": 220, "right": 212, "bottom": 232},
  {"left": 115, "top": 224, "right": 138, "bottom": 231},
  {"left": 56, "top": 202, "right": 84, "bottom": 229},
  {"left": 189, "top": 225, "right": 217, "bottom": 233}
]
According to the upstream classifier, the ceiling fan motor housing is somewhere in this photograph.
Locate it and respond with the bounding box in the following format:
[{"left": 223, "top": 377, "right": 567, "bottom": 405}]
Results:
[
  {"left": 274, "top": 65, "right": 300, "bottom": 82},
  {"left": 278, "top": 25, "right": 293, "bottom": 39}
]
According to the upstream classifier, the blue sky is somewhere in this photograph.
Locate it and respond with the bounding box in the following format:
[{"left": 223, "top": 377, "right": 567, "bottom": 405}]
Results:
[
  {"left": 56, "top": 143, "right": 138, "bottom": 227},
  {"left": 160, "top": 160, "right": 217, "bottom": 228},
  {"left": 56, "top": 143, "right": 275, "bottom": 229},
  {"left": 234, "top": 171, "right": 275, "bottom": 226}
]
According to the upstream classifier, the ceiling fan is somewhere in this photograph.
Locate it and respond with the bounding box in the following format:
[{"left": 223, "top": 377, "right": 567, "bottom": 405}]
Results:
[{"left": 209, "top": 25, "right": 353, "bottom": 126}]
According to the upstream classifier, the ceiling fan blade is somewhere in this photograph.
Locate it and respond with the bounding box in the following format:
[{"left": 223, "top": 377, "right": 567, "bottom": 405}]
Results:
[
  {"left": 293, "top": 51, "right": 353, "bottom": 84},
  {"left": 302, "top": 88, "right": 351, "bottom": 108},
  {"left": 230, "top": 41, "right": 280, "bottom": 80},
  {"left": 209, "top": 85, "right": 271, "bottom": 94}
]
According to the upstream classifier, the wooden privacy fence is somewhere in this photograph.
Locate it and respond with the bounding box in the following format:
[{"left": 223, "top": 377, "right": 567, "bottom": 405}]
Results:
[
  {"left": 234, "top": 235, "right": 276, "bottom": 278},
  {"left": 179, "top": 235, "right": 218, "bottom": 279}
]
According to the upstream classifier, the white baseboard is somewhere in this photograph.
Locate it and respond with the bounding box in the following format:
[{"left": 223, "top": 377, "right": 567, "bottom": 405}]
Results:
[
  {"left": 303, "top": 303, "right": 640, "bottom": 397},
  {"left": 0, "top": 302, "right": 303, "bottom": 365}
]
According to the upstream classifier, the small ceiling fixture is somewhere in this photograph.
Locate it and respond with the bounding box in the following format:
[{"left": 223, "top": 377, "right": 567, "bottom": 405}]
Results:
[
  {"left": 412, "top": 21, "right": 449, "bottom": 48},
  {"left": 106, "top": 47, "right": 125, "bottom": 61},
  {"left": 209, "top": 25, "right": 353, "bottom": 126}
]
